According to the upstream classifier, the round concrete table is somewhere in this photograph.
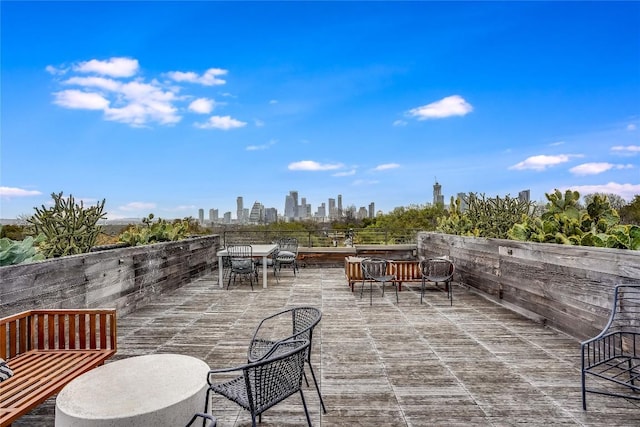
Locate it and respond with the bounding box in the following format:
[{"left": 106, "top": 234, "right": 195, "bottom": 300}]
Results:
[{"left": 55, "top": 354, "right": 210, "bottom": 427}]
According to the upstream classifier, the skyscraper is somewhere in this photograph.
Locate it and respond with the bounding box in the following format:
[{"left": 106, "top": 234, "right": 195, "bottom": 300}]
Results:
[
  {"left": 198, "top": 208, "right": 204, "bottom": 224},
  {"left": 236, "top": 197, "right": 244, "bottom": 223},
  {"left": 433, "top": 181, "right": 444, "bottom": 206},
  {"left": 337, "top": 194, "right": 343, "bottom": 218}
]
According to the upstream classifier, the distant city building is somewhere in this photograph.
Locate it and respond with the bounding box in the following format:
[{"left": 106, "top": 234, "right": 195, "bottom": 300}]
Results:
[
  {"left": 337, "top": 194, "right": 343, "bottom": 217},
  {"left": 518, "top": 189, "right": 531, "bottom": 203},
  {"left": 236, "top": 197, "right": 244, "bottom": 223},
  {"left": 433, "top": 181, "right": 444, "bottom": 206},
  {"left": 368, "top": 202, "right": 375, "bottom": 219},
  {"left": 357, "top": 206, "right": 368, "bottom": 219},
  {"left": 248, "top": 201, "right": 264, "bottom": 223},
  {"left": 198, "top": 208, "right": 204, "bottom": 224},
  {"left": 209, "top": 209, "right": 218, "bottom": 222},
  {"left": 316, "top": 202, "right": 326, "bottom": 219},
  {"left": 456, "top": 192, "right": 468, "bottom": 212},
  {"left": 328, "top": 198, "right": 336, "bottom": 220},
  {"left": 223, "top": 211, "right": 231, "bottom": 223},
  {"left": 264, "top": 207, "right": 278, "bottom": 224}
]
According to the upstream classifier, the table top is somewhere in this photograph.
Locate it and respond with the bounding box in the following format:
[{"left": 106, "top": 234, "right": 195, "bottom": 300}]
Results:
[
  {"left": 217, "top": 243, "right": 278, "bottom": 257},
  {"left": 56, "top": 354, "right": 209, "bottom": 419}
]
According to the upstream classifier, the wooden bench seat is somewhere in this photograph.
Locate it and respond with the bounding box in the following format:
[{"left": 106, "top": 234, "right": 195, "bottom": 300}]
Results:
[
  {"left": 1, "top": 309, "right": 117, "bottom": 426},
  {"left": 345, "top": 257, "right": 422, "bottom": 292}
]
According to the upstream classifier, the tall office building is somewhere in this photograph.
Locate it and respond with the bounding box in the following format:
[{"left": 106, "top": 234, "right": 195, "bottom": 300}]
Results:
[
  {"left": 209, "top": 209, "right": 218, "bottom": 222},
  {"left": 264, "top": 208, "right": 277, "bottom": 224},
  {"left": 433, "top": 181, "right": 444, "bottom": 206},
  {"left": 337, "top": 194, "right": 343, "bottom": 218},
  {"left": 285, "top": 194, "right": 295, "bottom": 219},
  {"left": 368, "top": 202, "right": 375, "bottom": 219},
  {"left": 223, "top": 212, "right": 231, "bottom": 223},
  {"left": 317, "top": 202, "right": 326, "bottom": 219},
  {"left": 328, "top": 198, "right": 336, "bottom": 219},
  {"left": 518, "top": 189, "right": 531, "bottom": 203},
  {"left": 248, "top": 202, "right": 264, "bottom": 223},
  {"left": 198, "top": 208, "right": 204, "bottom": 224},
  {"left": 236, "top": 197, "right": 244, "bottom": 223}
]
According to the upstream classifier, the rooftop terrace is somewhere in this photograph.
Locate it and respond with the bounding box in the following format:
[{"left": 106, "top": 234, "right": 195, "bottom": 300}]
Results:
[{"left": 13, "top": 267, "right": 640, "bottom": 426}]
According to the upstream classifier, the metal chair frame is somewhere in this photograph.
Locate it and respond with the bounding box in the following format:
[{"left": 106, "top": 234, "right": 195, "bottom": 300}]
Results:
[
  {"left": 205, "top": 339, "right": 312, "bottom": 427},
  {"left": 360, "top": 258, "right": 398, "bottom": 305},
  {"left": 419, "top": 258, "right": 454, "bottom": 306},
  {"left": 581, "top": 284, "right": 640, "bottom": 410},
  {"left": 226, "top": 245, "right": 258, "bottom": 290},
  {"left": 248, "top": 306, "right": 327, "bottom": 414},
  {"left": 274, "top": 238, "right": 299, "bottom": 279}
]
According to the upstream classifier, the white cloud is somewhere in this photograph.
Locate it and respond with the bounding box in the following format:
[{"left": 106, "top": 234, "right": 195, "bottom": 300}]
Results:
[
  {"left": 45, "top": 65, "right": 67, "bottom": 75},
  {"left": 562, "top": 183, "right": 640, "bottom": 202},
  {"left": 64, "top": 76, "right": 121, "bottom": 91},
  {"left": 288, "top": 160, "right": 344, "bottom": 171},
  {"left": 53, "top": 90, "right": 110, "bottom": 110},
  {"left": 74, "top": 57, "right": 139, "bottom": 78},
  {"left": 509, "top": 154, "right": 580, "bottom": 171},
  {"left": 166, "top": 68, "right": 227, "bottom": 86},
  {"left": 246, "top": 139, "right": 277, "bottom": 151},
  {"left": 627, "top": 124, "right": 637, "bottom": 131},
  {"left": 393, "top": 120, "right": 408, "bottom": 126},
  {"left": 570, "top": 162, "right": 634, "bottom": 176},
  {"left": 188, "top": 98, "right": 215, "bottom": 114},
  {"left": 407, "top": 95, "right": 473, "bottom": 120},
  {"left": 119, "top": 202, "right": 156, "bottom": 211},
  {"left": 195, "top": 115, "right": 247, "bottom": 130},
  {"left": 374, "top": 163, "right": 400, "bottom": 171},
  {"left": 611, "top": 145, "right": 640, "bottom": 155},
  {"left": 333, "top": 169, "right": 356, "bottom": 177},
  {"left": 0, "top": 187, "right": 42, "bottom": 197},
  {"left": 549, "top": 141, "right": 565, "bottom": 147}
]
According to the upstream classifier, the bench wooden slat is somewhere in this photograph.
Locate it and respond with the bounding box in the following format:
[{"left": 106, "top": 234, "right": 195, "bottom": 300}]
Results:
[{"left": 1, "top": 309, "right": 117, "bottom": 426}]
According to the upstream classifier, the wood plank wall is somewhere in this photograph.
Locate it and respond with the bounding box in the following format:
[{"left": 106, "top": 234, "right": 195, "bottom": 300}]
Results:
[
  {"left": 0, "top": 236, "right": 220, "bottom": 318},
  {"left": 417, "top": 232, "right": 640, "bottom": 340}
]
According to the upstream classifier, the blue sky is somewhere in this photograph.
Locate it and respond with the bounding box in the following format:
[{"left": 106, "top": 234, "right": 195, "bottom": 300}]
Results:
[{"left": 1, "top": 1, "right": 639, "bottom": 220}]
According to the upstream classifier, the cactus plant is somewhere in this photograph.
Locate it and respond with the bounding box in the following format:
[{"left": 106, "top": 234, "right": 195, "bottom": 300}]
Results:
[
  {"left": 28, "top": 192, "right": 106, "bottom": 258},
  {"left": 118, "top": 214, "right": 191, "bottom": 246}
]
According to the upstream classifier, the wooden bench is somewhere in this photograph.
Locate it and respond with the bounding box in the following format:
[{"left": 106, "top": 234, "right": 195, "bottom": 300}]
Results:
[
  {"left": 345, "top": 257, "right": 422, "bottom": 292},
  {"left": 0, "top": 309, "right": 117, "bottom": 426}
]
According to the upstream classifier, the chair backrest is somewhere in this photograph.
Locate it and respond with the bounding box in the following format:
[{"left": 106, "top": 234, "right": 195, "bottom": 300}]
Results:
[
  {"left": 420, "top": 258, "right": 454, "bottom": 282},
  {"left": 360, "top": 258, "right": 388, "bottom": 280},
  {"left": 277, "top": 238, "right": 298, "bottom": 255},
  {"left": 601, "top": 284, "right": 640, "bottom": 335},
  {"left": 227, "top": 244, "right": 252, "bottom": 259},
  {"left": 243, "top": 339, "right": 310, "bottom": 415},
  {"left": 249, "top": 307, "right": 321, "bottom": 361}
]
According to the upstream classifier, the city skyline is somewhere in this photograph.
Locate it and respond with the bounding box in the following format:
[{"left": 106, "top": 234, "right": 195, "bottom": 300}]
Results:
[{"left": 1, "top": 2, "right": 638, "bottom": 220}]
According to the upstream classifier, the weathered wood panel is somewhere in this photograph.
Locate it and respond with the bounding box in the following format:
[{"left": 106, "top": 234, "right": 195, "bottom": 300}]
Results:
[
  {"left": 417, "top": 232, "right": 640, "bottom": 340},
  {"left": 0, "top": 236, "right": 221, "bottom": 317}
]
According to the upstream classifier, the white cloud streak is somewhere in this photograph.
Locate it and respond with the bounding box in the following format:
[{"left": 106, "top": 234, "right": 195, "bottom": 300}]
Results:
[
  {"left": 509, "top": 154, "right": 580, "bottom": 171},
  {"left": 0, "top": 187, "right": 43, "bottom": 197},
  {"left": 374, "top": 163, "right": 400, "bottom": 171},
  {"left": 611, "top": 145, "right": 640, "bottom": 155},
  {"left": 569, "top": 162, "right": 634, "bottom": 176},
  {"left": 195, "top": 115, "right": 247, "bottom": 130},
  {"left": 53, "top": 90, "right": 110, "bottom": 110},
  {"left": 119, "top": 202, "right": 156, "bottom": 211},
  {"left": 166, "top": 68, "right": 227, "bottom": 86},
  {"left": 407, "top": 95, "right": 473, "bottom": 120},
  {"left": 333, "top": 170, "right": 356, "bottom": 177},
  {"left": 288, "top": 160, "right": 344, "bottom": 171},
  {"left": 74, "top": 57, "right": 139, "bottom": 77},
  {"left": 189, "top": 98, "right": 215, "bottom": 114}
]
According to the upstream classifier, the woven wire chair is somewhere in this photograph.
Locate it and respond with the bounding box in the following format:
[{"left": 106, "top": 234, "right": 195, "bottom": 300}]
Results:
[
  {"left": 360, "top": 258, "right": 397, "bottom": 305},
  {"left": 205, "top": 339, "right": 312, "bottom": 427},
  {"left": 248, "top": 306, "right": 327, "bottom": 414},
  {"left": 227, "top": 245, "right": 258, "bottom": 290},
  {"left": 274, "top": 238, "right": 299, "bottom": 279},
  {"left": 419, "top": 258, "right": 454, "bottom": 305},
  {"left": 185, "top": 412, "right": 217, "bottom": 426},
  {"left": 581, "top": 284, "right": 640, "bottom": 410}
]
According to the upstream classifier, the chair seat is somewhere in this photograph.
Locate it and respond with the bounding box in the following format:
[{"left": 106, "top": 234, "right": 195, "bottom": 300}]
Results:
[
  {"left": 370, "top": 275, "right": 396, "bottom": 282},
  {"left": 210, "top": 376, "right": 251, "bottom": 410}
]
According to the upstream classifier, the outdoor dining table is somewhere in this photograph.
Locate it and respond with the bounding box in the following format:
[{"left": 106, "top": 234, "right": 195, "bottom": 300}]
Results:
[{"left": 217, "top": 243, "right": 278, "bottom": 289}]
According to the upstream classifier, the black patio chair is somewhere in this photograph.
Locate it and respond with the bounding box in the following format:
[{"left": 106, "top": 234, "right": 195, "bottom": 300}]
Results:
[
  {"left": 581, "top": 284, "right": 640, "bottom": 410},
  {"left": 274, "top": 238, "right": 299, "bottom": 279},
  {"left": 419, "top": 257, "right": 454, "bottom": 305},
  {"left": 226, "top": 244, "right": 258, "bottom": 290},
  {"left": 185, "top": 412, "right": 217, "bottom": 426},
  {"left": 360, "top": 258, "right": 397, "bottom": 305},
  {"left": 205, "top": 339, "right": 312, "bottom": 427},
  {"left": 248, "top": 306, "right": 327, "bottom": 414}
]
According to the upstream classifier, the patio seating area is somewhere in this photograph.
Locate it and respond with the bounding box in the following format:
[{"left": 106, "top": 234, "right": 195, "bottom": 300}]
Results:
[{"left": 11, "top": 266, "right": 640, "bottom": 426}]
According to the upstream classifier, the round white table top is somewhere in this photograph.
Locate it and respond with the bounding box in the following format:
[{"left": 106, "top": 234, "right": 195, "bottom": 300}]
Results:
[{"left": 56, "top": 354, "right": 209, "bottom": 422}]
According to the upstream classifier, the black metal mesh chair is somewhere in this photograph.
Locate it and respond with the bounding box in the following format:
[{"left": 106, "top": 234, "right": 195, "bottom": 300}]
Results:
[
  {"left": 248, "top": 306, "right": 326, "bottom": 414},
  {"left": 581, "top": 284, "right": 640, "bottom": 410},
  {"left": 360, "top": 258, "right": 397, "bottom": 305},
  {"left": 185, "top": 412, "right": 217, "bottom": 426},
  {"left": 419, "top": 258, "right": 454, "bottom": 305},
  {"left": 205, "top": 339, "right": 312, "bottom": 427},
  {"left": 274, "top": 238, "right": 299, "bottom": 279},
  {"left": 227, "top": 245, "right": 258, "bottom": 290}
]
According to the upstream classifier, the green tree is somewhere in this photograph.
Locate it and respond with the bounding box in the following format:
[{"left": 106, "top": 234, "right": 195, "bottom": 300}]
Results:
[
  {"left": 619, "top": 195, "right": 640, "bottom": 225},
  {"left": 583, "top": 193, "right": 627, "bottom": 211}
]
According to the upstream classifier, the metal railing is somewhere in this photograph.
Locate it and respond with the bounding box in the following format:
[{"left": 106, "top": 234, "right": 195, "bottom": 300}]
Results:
[{"left": 221, "top": 228, "right": 421, "bottom": 248}]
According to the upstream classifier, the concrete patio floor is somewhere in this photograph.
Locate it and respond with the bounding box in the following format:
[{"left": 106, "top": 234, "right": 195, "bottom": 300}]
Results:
[{"left": 14, "top": 267, "right": 640, "bottom": 426}]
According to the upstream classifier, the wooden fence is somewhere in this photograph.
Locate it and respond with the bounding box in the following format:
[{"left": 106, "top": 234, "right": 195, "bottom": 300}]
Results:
[{"left": 417, "top": 232, "right": 640, "bottom": 340}]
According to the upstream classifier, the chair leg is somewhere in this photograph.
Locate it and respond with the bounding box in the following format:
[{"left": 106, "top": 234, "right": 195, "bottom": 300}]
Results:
[
  {"left": 394, "top": 282, "right": 399, "bottom": 304},
  {"left": 420, "top": 278, "right": 425, "bottom": 304},
  {"left": 306, "top": 361, "right": 327, "bottom": 414},
  {"left": 299, "top": 389, "right": 312, "bottom": 427}
]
